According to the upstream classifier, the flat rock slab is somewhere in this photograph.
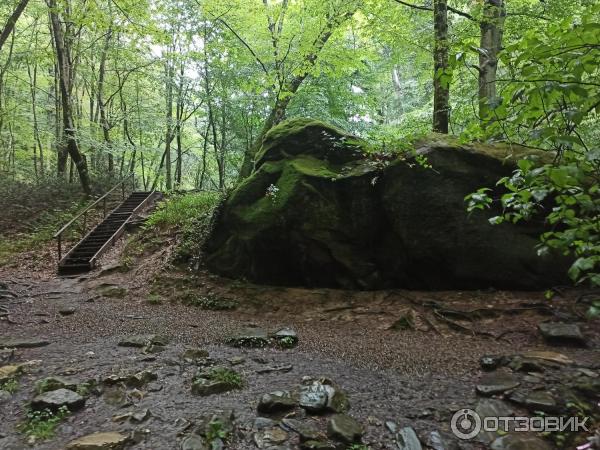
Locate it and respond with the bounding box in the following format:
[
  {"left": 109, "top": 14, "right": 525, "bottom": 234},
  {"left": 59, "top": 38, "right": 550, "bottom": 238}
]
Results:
[
  {"left": 476, "top": 373, "right": 520, "bottom": 396},
  {"left": 181, "top": 434, "right": 207, "bottom": 450},
  {"left": 396, "top": 426, "right": 422, "bottom": 450},
  {"left": 281, "top": 418, "right": 320, "bottom": 441},
  {"left": 31, "top": 388, "right": 85, "bottom": 412},
  {"left": 253, "top": 427, "right": 288, "bottom": 448},
  {"left": 66, "top": 432, "right": 129, "bottom": 450},
  {"left": 490, "top": 433, "right": 552, "bottom": 450},
  {"left": 117, "top": 335, "right": 158, "bottom": 348},
  {"left": 520, "top": 351, "right": 573, "bottom": 365},
  {"left": 257, "top": 391, "right": 297, "bottom": 413},
  {"left": 226, "top": 328, "right": 270, "bottom": 348},
  {"left": 0, "top": 365, "right": 22, "bottom": 382},
  {"left": 327, "top": 414, "right": 363, "bottom": 444},
  {"left": 538, "top": 322, "right": 586, "bottom": 346},
  {"left": 0, "top": 338, "right": 50, "bottom": 349}
]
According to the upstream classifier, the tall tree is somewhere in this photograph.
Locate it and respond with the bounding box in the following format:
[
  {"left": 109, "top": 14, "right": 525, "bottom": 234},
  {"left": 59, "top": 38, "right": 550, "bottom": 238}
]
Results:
[
  {"left": 47, "top": 0, "right": 91, "bottom": 194},
  {"left": 432, "top": 0, "right": 449, "bottom": 133},
  {"left": 478, "top": 0, "right": 505, "bottom": 125},
  {"left": 0, "top": 0, "right": 30, "bottom": 53}
]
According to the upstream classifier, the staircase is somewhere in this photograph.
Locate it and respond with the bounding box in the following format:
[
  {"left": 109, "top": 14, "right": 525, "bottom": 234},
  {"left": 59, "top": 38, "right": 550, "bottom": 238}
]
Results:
[{"left": 57, "top": 191, "right": 157, "bottom": 274}]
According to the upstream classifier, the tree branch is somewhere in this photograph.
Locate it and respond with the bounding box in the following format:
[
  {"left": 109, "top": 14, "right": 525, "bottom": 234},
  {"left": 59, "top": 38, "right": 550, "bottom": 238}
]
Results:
[{"left": 392, "top": 0, "right": 474, "bottom": 21}]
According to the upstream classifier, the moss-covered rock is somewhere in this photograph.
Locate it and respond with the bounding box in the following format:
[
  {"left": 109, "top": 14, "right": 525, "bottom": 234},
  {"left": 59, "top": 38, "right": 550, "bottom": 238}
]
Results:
[{"left": 205, "top": 119, "right": 570, "bottom": 290}]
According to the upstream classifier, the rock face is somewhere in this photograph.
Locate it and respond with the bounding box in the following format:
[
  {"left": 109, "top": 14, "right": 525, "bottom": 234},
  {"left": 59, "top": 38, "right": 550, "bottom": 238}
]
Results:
[{"left": 205, "top": 118, "right": 569, "bottom": 290}]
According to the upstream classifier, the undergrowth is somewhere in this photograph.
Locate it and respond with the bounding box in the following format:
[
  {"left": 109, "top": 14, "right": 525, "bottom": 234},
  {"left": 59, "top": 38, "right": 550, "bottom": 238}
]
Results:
[
  {"left": 143, "top": 191, "right": 222, "bottom": 264},
  {"left": 18, "top": 406, "right": 70, "bottom": 441},
  {"left": 0, "top": 202, "right": 87, "bottom": 266}
]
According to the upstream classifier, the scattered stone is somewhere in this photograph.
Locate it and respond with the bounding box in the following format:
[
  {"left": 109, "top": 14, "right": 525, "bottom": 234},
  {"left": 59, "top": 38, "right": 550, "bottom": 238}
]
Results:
[
  {"left": 193, "top": 409, "right": 235, "bottom": 440},
  {"left": 0, "top": 348, "right": 15, "bottom": 364},
  {"left": 385, "top": 421, "right": 398, "bottom": 434},
  {"left": 538, "top": 322, "right": 586, "bottom": 346},
  {"left": 226, "top": 328, "right": 270, "bottom": 348},
  {"left": 103, "top": 370, "right": 157, "bottom": 388},
  {"left": 253, "top": 417, "right": 276, "bottom": 430},
  {"left": 97, "top": 284, "right": 127, "bottom": 299},
  {"left": 35, "top": 376, "right": 80, "bottom": 393},
  {"left": 31, "top": 388, "right": 85, "bottom": 412},
  {"left": 509, "top": 391, "right": 558, "bottom": 413},
  {"left": 395, "top": 427, "right": 422, "bottom": 450},
  {"left": 66, "top": 432, "right": 129, "bottom": 450},
  {"left": 476, "top": 399, "right": 515, "bottom": 444},
  {"left": 191, "top": 378, "right": 232, "bottom": 396},
  {"left": 0, "top": 364, "right": 22, "bottom": 382},
  {"left": 229, "top": 356, "right": 245, "bottom": 365},
  {"left": 142, "top": 343, "right": 166, "bottom": 354},
  {"left": 0, "top": 390, "right": 11, "bottom": 403},
  {"left": 327, "top": 414, "right": 362, "bottom": 444},
  {"left": 476, "top": 372, "right": 520, "bottom": 396},
  {"left": 59, "top": 307, "right": 77, "bottom": 316},
  {"left": 273, "top": 328, "right": 298, "bottom": 347},
  {"left": 118, "top": 335, "right": 157, "bottom": 348},
  {"left": 281, "top": 418, "right": 320, "bottom": 441},
  {"left": 480, "top": 355, "right": 503, "bottom": 371},
  {"left": 131, "top": 408, "right": 151, "bottom": 423},
  {"left": 253, "top": 427, "right": 288, "bottom": 448},
  {"left": 299, "top": 378, "right": 349, "bottom": 414},
  {"left": 256, "top": 365, "right": 293, "bottom": 374},
  {"left": 520, "top": 351, "right": 573, "bottom": 365},
  {"left": 490, "top": 433, "right": 552, "bottom": 450},
  {"left": 103, "top": 385, "right": 129, "bottom": 407},
  {"left": 301, "top": 441, "right": 336, "bottom": 450},
  {"left": 0, "top": 338, "right": 50, "bottom": 349},
  {"left": 507, "top": 356, "right": 547, "bottom": 373},
  {"left": 181, "top": 434, "right": 207, "bottom": 450},
  {"left": 424, "top": 431, "right": 449, "bottom": 450},
  {"left": 257, "top": 390, "right": 297, "bottom": 413},
  {"left": 182, "top": 348, "right": 209, "bottom": 363}
]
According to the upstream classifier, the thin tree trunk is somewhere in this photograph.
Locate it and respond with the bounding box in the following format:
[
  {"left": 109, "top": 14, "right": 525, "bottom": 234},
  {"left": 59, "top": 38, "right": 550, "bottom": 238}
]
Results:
[
  {"left": 164, "top": 58, "right": 174, "bottom": 190},
  {"left": 48, "top": 0, "right": 91, "bottom": 195},
  {"left": 478, "top": 0, "right": 505, "bottom": 125},
  {"left": 433, "top": 0, "right": 449, "bottom": 133}
]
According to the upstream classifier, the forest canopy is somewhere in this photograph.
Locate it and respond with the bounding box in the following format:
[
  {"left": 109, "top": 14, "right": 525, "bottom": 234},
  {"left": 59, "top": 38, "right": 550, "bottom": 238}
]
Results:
[{"left": 0, "top": 0, "right": 599, "bottom": 286}]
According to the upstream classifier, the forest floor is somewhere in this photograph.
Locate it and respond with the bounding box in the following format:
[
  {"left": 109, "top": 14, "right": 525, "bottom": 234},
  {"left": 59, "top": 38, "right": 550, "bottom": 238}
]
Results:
[{"left": 0, "top": 228, "right": 599, "bottom": 450}]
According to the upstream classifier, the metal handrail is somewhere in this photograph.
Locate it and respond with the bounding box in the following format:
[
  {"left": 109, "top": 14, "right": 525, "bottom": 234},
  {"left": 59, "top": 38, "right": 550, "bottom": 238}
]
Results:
[{"left": 54, "top": 173, "right": 135, "bottom": 261}]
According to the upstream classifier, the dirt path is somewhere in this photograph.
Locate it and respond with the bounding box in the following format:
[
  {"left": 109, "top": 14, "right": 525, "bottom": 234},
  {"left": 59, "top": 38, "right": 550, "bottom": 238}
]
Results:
[{"left": 0, "top": 259, "right": 598, "bottom": 449}]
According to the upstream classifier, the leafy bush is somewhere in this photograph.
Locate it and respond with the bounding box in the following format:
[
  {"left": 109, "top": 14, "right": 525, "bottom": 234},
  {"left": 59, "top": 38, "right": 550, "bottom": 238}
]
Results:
[
  {"left": 18, "top": 406, "right": 70, "bottom": 441},
  {"left": 144, "top": 191, "right": 222, "bottom": 263},
  {"left": 204, "top": 367, "right": 243, "bottom": 389},
  {"left": 145, "top": 192, "right": 221, "bottom": 230},
  {"left": 466, "top": 4, "right": 600, "bottom": 295},
  {"left": 0, "top": 378, "right": 19, "bottom": 393}
]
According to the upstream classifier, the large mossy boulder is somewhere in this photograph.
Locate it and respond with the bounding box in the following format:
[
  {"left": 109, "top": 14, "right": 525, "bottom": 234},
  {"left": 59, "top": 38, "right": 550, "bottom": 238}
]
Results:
[{"left": 205, "top": 118, "right": 569, "bottom": 290}]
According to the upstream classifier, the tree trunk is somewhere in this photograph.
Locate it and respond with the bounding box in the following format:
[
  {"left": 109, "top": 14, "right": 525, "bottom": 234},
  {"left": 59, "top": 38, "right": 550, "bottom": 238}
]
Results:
[
  {"left": 0, "top": 0, "right": 30, "bottom": 53},
  {"left": 164, "top": 59, "right": 174, "bottom": 190},
  {"left": 48, "top": 0, "right": 91, "bottom": 195},
  {"left": 433, "top": 0, "right": 449, "bottom": 133},
  {"left": 478, "top": 0, "right": 505, "bottom": 125},
  {"left": 97, "top": 26, "right": 113, "bottom": 172},
  {"left": 237, "top": 6, "right": 357, "bottom": 180}
]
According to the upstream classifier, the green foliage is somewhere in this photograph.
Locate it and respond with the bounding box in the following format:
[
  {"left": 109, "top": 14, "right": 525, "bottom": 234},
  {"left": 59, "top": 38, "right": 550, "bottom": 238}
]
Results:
[
  {"left": 203, "top": 367, "right": 243, "bottom": 389},
  {"left": 182, "top": 293, "right": 238, "bottom": 310},
  {"left": 277, "top": 336, "right": 296, "bottom": 349},
  {"left": 206, "top": 420, "right": 228, "bottom": 442},
  {"left": 0, "top": 378, "right": 19, "bottom": 393},
  {"left": 144, "top": 192, "right": 222, "bottom": 263},
  {"left": 145, "top": 192, "right": 221, "bottom": 229},
  {"left": 466, "top": 3, "right": 600, "bottom": 295},
  {"left": 146, "top": 293, "right": 163, "bottom": 305},
  {"left": 18, "top": 406, "right": 70, "bottom": 441}
]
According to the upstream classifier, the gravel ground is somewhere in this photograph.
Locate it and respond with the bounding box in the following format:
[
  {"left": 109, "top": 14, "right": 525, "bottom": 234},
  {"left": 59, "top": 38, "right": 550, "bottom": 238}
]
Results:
[{"left": 0, "top": 255, "right": 598, "bottom": 449}]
